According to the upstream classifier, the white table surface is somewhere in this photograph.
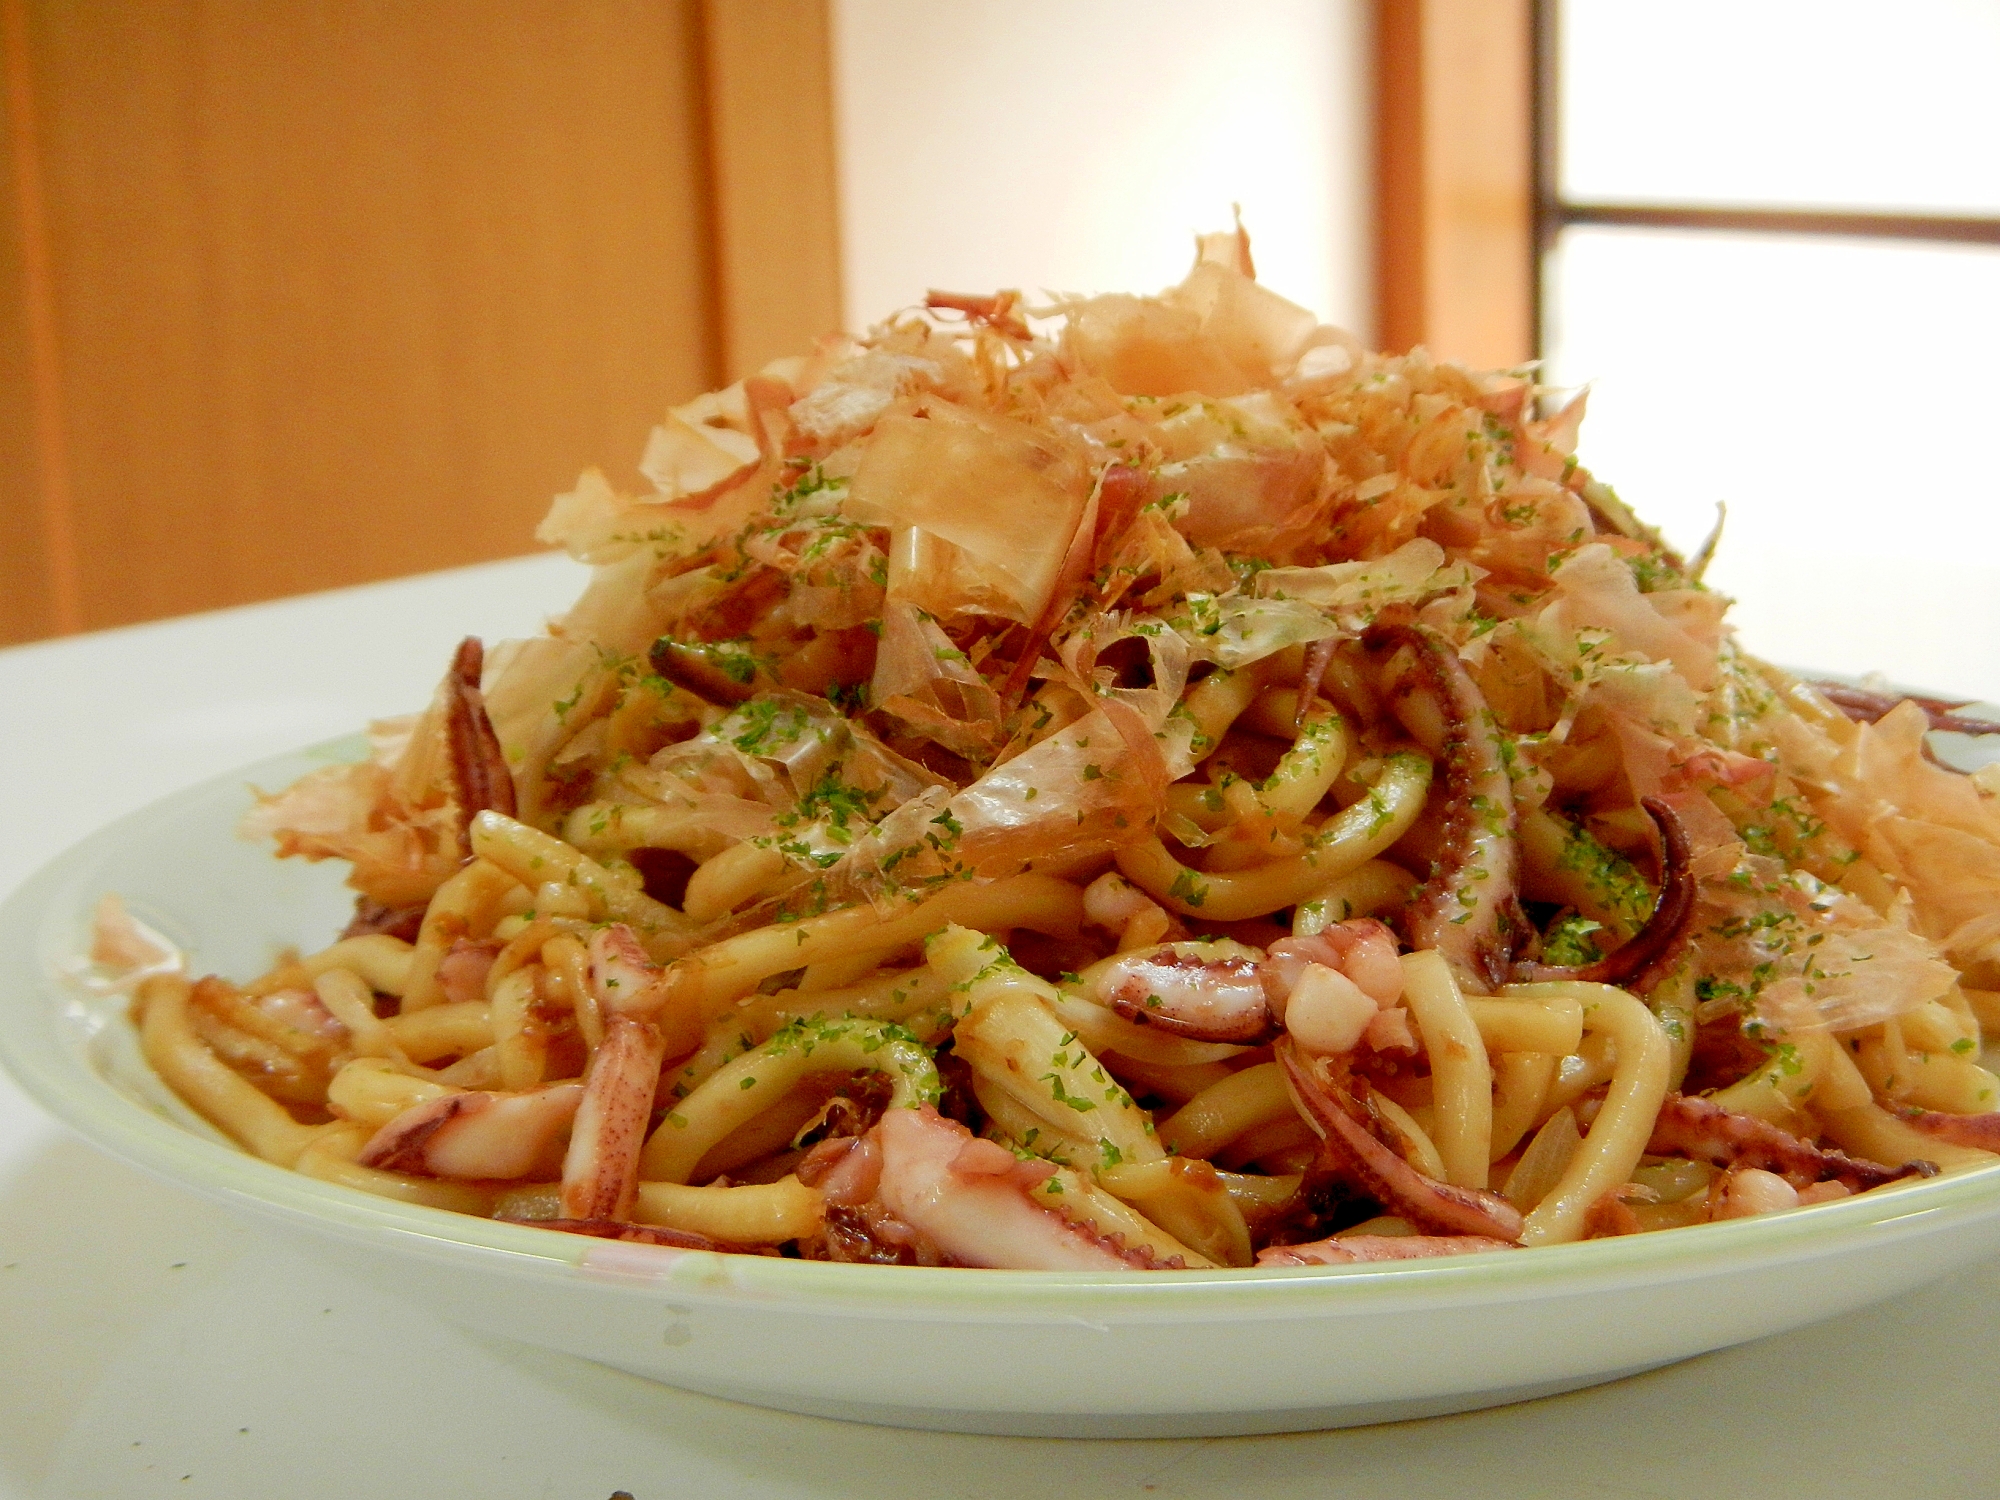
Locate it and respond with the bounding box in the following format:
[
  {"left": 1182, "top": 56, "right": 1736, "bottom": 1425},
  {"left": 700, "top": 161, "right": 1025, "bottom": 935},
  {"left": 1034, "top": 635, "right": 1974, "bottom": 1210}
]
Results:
[{"left": 3, "top": 552, "right": 1998, "bottom": 1500}]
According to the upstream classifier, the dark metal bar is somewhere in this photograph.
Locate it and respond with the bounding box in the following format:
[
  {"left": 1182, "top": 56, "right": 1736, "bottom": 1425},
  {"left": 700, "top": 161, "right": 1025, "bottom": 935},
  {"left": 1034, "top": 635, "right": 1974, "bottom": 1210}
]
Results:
[{"left": 1555, "top": 202, "right": 2000, "bottom": 247}]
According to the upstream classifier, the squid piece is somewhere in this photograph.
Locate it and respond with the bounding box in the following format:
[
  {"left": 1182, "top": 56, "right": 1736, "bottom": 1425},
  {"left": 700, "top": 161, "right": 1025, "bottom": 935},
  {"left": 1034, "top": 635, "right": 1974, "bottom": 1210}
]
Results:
[
  {"left": 1263, "top": 921, "right": 1411, "bottom": 1055},
  {"left": 560, "top": 1016, "right": 669, "bottom": 1220},
  {"left": 585, "top": 923, "right": 706, "bottom": 1059},
  {"left": 1294, "top": 636, "right": 1338, "bottom": 729},
  {"left": 1096, "top": 916, "right": 1408, "bottom": 1056},
  {"left": 436, "top": 938, "right": 501, "bottom": 1008},
  {"left": 1266, "top": 920, "right": 1405, "bottom": 1006},
  {"left": 338, "top": 636, "right": 515, "bottom": 940},
  {"left": 869, "top": 1106, "right": 1187, "bottom": 1270},
  {"left": 800, "top": 1132, "right": 883, "bottom": 1204},
  {"left": 1369, "top": 624, "right": 1522, "bottom": 992},
  {"left": 1277, "top": 1039, "right": 1524, "bottom": 1242},
  {"left": 799, "top": 1135, "right": 951, "bottom": 1265},
  {"left": 587, "top": 924, "right": 673, "bottom": 1018},
  {"left": 1511, "top": 798, "right": 1696, "bottom": 995},
  {"left": 444, "top": 636, "right": 517, "bottom": 835},
  {"left": 1096, "top": 942, "right": 1277, "bottom": 1044},
  {"left": 358, "top": 1081, "right": 583, "bottom": 1179},
  {"left": 1646, "top": 1092, "right": 1933, "bottom": 1190}
]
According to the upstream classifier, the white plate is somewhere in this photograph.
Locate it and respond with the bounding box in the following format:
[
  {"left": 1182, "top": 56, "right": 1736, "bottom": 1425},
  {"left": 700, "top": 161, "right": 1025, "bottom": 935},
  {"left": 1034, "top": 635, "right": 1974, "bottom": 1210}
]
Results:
[{"left": 6, "top": 742, "right": 2000, "bottom": 1439}]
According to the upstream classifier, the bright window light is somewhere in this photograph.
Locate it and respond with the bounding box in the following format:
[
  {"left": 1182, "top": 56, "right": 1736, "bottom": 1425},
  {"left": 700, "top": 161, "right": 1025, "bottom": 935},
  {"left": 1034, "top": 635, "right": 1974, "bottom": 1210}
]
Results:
[
  {"left": 1543, "top": 226, "right": 2000, "bottom": 697},
  {"left": 1560, "top": 0, "right": 2000, "bottom": 215}
]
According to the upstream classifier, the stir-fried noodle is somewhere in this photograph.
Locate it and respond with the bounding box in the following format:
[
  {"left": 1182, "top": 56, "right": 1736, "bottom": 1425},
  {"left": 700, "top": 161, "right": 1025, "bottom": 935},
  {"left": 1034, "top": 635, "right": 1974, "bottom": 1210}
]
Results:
[{"left": 109, "top": 229, "right": 2000, "bottom": 1268}]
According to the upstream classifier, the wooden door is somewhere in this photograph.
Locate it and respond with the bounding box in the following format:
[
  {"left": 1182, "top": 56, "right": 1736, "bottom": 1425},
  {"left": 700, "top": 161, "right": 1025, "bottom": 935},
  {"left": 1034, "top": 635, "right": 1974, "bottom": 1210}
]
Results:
[{"left": 0, "top": 0, "right": 840, "bottom": 644}]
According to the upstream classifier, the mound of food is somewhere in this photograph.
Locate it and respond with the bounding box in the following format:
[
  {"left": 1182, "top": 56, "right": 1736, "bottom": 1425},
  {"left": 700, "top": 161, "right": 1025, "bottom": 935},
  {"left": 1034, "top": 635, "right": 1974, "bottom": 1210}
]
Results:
[{"left": 119, "top": 225, "right": 2000, "bottom": 1268}]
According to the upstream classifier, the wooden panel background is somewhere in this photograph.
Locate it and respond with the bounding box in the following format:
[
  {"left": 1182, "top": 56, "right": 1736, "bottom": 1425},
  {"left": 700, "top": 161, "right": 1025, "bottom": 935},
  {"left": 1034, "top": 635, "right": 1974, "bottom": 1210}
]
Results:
[
  {"left": 0, "top": 0, "right": 841, "bottom": 645},
  {"left": 0, "top": 0, "right": 64, "bottom": 642},
  {"left": 1375, "top": 0, "right": 1533, "bottom": 371},
  {"left": 702, "top": 0, "right": 842, "bottom": 381}
]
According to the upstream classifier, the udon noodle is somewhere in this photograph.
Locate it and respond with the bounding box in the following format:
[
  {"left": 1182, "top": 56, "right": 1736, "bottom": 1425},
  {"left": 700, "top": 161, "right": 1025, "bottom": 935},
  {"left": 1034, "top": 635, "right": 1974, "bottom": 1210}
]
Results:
[{"left": 109, "top": 227, "right": 2000, "bottom": 1269}]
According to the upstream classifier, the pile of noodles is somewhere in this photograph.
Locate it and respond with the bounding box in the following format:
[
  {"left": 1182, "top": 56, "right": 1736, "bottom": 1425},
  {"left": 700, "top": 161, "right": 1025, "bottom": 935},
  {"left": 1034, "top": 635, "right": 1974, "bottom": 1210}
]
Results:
[{"left": 174, "top": 223, "right": 2000, "bottom": 1263}]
